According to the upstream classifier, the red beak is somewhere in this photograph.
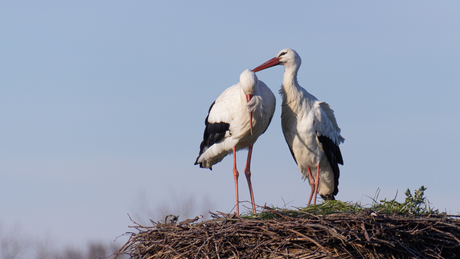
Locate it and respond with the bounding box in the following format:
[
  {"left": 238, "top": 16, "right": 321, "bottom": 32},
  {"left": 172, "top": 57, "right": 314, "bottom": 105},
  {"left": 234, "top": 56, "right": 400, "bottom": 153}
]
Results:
[
  {"left": 252, "top": 57, "right": 280, "bottom": 72},
  {"left": 246, "top": 94, "right": 253, "bottom": 135}
]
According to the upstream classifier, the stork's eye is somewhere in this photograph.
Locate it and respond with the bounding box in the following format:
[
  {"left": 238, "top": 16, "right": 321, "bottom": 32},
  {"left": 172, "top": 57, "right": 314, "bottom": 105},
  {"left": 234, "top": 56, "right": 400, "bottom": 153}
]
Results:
[{"left": 279, "top": 51, "right": 287, "bottom": 57}]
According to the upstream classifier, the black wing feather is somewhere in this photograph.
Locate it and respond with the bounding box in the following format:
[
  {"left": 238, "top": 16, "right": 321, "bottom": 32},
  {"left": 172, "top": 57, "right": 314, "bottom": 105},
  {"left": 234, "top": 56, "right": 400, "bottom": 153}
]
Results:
[
  {"left": 288, "top": 145, "right": 298, "bottom": 165},
  {"left": 317, "top": 135, "right": 343, "bottom": 197},
  {"left": 194, "top": 101, "right": 230, "bottom": 169}
]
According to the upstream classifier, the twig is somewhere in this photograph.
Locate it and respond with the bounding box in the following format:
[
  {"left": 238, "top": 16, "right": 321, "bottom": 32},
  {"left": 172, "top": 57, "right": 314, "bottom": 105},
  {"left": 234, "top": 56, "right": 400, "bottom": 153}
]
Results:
[
  {"left": 287, "top": 228, "right": 332, "bottom": 256},
  {"left": 361, "top": 221, "right": 370, "bottom": 242}
]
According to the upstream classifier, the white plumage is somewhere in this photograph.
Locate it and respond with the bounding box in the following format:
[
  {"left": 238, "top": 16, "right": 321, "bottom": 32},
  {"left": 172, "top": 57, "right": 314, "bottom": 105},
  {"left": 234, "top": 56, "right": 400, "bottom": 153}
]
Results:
[
  {"left": 195, "top": 69, "right": 276, "bottom": 214},
  {"left": 253, "top": 49, "right": 344, "bottom": 205}
]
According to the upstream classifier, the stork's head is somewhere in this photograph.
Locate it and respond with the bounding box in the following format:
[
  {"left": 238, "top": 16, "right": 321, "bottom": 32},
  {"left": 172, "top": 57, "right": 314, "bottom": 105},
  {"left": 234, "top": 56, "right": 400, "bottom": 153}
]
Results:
[
  {"left": 239, "top": 69, "right": 257, "bottom": 135},
  {"left": 277, "top": 48, "right": 301, "bottom": 68},
  {"left": 252, "top": 48, "right": 301, "bottom": 72},
  {"left": 240, "top": 68, "right": 258, "bottom": 96}
]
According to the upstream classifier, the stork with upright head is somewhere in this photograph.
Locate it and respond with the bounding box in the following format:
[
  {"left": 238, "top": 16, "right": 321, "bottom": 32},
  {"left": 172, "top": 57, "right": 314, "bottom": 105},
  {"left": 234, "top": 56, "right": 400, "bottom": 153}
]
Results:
[
  {"left": 195, "top": 69, "right": 276, "bottom": 215},
  {"left": 253, "top": 49, "right": 344, "bottom": 206}
]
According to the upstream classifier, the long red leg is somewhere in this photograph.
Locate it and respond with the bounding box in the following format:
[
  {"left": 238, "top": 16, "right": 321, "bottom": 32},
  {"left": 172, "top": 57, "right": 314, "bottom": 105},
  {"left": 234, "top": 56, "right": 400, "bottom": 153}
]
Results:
[
  {"left": 313, "top": 163, "right": 320, "bottom": 205},
  {"left": 232, "top": 146, "right": 240, "bottom": 215},
  {"left": 307, "top": 167, "right": 315, "bottom": 206},
  {"left": 244, "top": 145, "right": 256, "bottom": 214}
]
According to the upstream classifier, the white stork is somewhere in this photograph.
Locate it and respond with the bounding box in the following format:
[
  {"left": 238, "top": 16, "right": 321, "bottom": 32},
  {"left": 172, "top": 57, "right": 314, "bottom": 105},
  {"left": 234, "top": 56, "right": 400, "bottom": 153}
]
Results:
[
  {"left": 195, "top": 69, "right": 276, "bottom": 215},
  {"left": 253, "top": 49, "right": 344, "bottom": 206}
]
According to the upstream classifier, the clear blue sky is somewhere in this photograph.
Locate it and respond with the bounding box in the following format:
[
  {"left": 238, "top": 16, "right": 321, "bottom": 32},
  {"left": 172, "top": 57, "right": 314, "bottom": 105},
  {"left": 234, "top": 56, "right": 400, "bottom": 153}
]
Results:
[{"left": 1, "top": 1, "right": 459, "bottom": 250}]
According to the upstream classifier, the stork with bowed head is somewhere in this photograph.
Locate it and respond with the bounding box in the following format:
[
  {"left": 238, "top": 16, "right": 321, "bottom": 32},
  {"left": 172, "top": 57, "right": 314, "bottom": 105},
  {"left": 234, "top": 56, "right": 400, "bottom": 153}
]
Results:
[
  {"left": 253, "top": 49, "right": 344, "bottom": 206},
  {"left": 195, "top": 69, "right": 276, "bottom": 215}
]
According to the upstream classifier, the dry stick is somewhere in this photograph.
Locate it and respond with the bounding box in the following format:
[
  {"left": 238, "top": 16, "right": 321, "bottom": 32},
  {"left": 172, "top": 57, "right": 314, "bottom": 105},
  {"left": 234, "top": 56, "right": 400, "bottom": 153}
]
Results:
[
  {"left": 293, "top": 209, "right": 324, "bottom": 221},
  {"left": 195, "top": 231, "right": 216, "bottom": 259},
  {"left": 216, "top": 210, "right": 236, "bottom": 218},
  {"left": 254, "top": 225, "right": 282, "bottom": 238},
  {"left": 150, "top": 243, "right": 181, "bottom": 257},
  {"left": 267, "top": 239, "right": 290, "bottom": 258},
  {"left": 226, "top": 241, "right": 239, "bottom": 258},
  {"left": 249, "top": 239, "right": 275, "bottom": 258},
  {"left": 214, "top": 243, "right": 221, "bottom": 259},
  {"left": 263, "top": 206, "right": 296, "bottom": 220},
  {"left": 115, "top": 235, "right": 136, "bottom": 259},
  {"left": 438, "top": 221, "right": 460, "bottom": 230},
  {"left": 126, "top": 213, "right": 143, "bottom": 227},
  {"left": 431, "top": 227, "right": 460, "bottom": 245},
  {"left": 361, "top": 221, "right": 371, "bottom": 242},
  {"left": 287, "top": 228, "right": 332, "bottom": 256},
  {"left": 307, "top": 223, "right": 347, "bottom": 242},
  {"left": 393, "top": 239, "right": 427, "bottom": 259}
]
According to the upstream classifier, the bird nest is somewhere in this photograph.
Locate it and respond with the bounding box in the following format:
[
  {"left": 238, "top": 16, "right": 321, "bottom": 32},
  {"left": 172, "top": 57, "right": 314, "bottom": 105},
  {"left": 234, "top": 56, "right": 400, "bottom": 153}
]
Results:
[{"left": 116, "top": 205, "right": 460, "bottom": 259}]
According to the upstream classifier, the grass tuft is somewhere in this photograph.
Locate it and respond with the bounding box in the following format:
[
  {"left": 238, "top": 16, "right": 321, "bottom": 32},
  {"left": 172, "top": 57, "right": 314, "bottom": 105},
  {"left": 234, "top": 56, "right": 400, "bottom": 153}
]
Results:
[{"left": 369, "top": 185, "right": 441, "bottom": 215}]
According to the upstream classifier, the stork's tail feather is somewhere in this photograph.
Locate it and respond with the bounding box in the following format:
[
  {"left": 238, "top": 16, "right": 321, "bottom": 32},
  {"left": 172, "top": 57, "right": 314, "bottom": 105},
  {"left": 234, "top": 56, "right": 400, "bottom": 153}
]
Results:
[
  {"left": 194, "top": 159, "right": 212, "bottom": 170},
  {"left": 194, "top": 137, "right": 238, "bottom": 170}
]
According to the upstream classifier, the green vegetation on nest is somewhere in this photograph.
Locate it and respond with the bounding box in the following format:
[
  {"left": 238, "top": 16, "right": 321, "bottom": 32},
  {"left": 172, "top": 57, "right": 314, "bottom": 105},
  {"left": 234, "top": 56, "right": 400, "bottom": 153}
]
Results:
[
  {"left": 243, "top": 186, "right": 442, "bottom": 220},
  {"left": 370, "top": 185, "right": 440, "bottom": 215}
]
